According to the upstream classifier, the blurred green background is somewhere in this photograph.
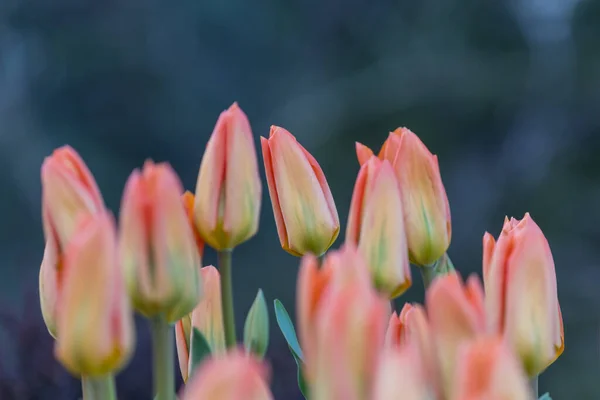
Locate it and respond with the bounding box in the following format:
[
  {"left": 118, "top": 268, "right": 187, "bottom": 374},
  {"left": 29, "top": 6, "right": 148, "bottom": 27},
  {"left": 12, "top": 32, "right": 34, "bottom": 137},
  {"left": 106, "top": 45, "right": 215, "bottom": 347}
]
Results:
[{"left": 0, "top": 0, "right": 599, "bottom": 398}]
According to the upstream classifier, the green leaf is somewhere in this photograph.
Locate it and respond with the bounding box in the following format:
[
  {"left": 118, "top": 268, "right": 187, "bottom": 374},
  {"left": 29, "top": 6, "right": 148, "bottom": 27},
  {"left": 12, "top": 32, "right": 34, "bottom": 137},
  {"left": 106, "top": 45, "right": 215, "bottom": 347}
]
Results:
[
  {"left": 189, "top": 327, "right": 212, "bottom": 378},
  {"left": 538, "top": 394, "right": 552, "bottom": 400},
  {"left": 273, "top": 299, "right": 303, "bottom": 360},
  {"left": 291, "top": 349, "right": 310, "bottom": 399},
  {"left": 244, "top": 289, "right": 270, "bottom": 358}
]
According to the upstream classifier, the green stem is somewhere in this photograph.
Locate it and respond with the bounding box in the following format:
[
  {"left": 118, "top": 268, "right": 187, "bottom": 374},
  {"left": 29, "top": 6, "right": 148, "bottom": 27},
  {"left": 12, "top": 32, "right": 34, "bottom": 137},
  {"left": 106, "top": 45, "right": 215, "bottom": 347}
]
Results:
[
  {"left": 82, "top": 375, "right": 117, "bottom": 400},
  {"left": 419, "top": 264, "right": 437, "bottom": 290},
  {"left": 530, "top": 376, "right": 538, "bottom": 398},
  {"left": 151, "top": 315, "right": 175, "bottom": 400},
  {"left": 218, "top": 249, "right": 237, "bottom": 348}
]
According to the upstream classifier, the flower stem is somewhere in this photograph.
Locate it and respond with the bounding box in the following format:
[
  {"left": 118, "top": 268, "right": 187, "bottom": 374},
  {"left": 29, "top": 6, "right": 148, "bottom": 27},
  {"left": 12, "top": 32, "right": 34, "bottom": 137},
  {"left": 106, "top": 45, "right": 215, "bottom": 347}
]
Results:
[
  {"left": 150, "top": 315, "right": 175, "bottom": 400},
  {"left": 82, "top": 375, "right": 117, "bottom": 400},
  {"left": 419, "top": 264, "right": 437, "bottom": 290},
  {"left": 218, "top": 249, "right": 237, "bottom": 348},
  {"left": 530, "top": 376, "right": 538, "bottom": 398}
]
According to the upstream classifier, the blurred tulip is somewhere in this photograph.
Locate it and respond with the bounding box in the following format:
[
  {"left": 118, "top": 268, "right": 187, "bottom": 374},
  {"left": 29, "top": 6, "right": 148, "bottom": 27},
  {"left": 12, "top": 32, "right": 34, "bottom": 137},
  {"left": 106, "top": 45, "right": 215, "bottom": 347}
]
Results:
[
  {"left": 182, "top": 191, "right": 205, "bottom": 258},
  {"left": 194, "top": 103, "right": 262, "bottom": 250},
  {"left": 346, "top": 157, "right": 411, "bottom": 298},
  {"left": 261, "top": 126, "right": 339, "bottom": 256},
  {"left": 356, "top": 128, "right": 451, "bottom": 266},
  {"left": 426, "top": 273, "right": 485, "bottom": 396},
  {"left": 244, "top": 289, "right": 270, "bottom": 359},
  {"left": 296, "top": 245, "right": 372, "bottom": 380},
  {"left": 311, "top": 279, "right": 389, "bottom": 400},
  {"left": 181, "top": 350, "right": 273, "bottom": 400},
  {"left": 119, "top": 161, "right": 202, "bottom": 323},
  {"left": 483, "top": 213, "right": 564, "bottom": 376},
  {"left": 176, "top": 265, "right": 225, "bottom": 382},
  {"left": 54, "top": 212, "right": 134, "bottom": 376},
  {"left": 452, "top": 336, "right": 533, "bottom": 400},
  {"left": 372, "top": 342, "right": 434, "bottom": 400},
  {"left": 40, "top": 145, "right": 105, "bottom": 337}
]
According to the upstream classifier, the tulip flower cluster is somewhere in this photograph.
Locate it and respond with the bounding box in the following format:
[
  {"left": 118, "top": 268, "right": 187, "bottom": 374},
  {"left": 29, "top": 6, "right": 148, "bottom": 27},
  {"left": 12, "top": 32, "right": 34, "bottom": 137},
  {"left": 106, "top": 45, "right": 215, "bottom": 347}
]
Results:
[{"left": 38, "top": 103, "right": 562, "bottom": 400}]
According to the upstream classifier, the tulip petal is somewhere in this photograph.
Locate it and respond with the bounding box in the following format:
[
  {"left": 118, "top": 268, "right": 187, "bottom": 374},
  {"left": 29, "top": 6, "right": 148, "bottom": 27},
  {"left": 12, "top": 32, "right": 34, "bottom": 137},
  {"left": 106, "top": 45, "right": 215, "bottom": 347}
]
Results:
[{"left": 355, "top": 142, "right": 374, "bottom": 166}]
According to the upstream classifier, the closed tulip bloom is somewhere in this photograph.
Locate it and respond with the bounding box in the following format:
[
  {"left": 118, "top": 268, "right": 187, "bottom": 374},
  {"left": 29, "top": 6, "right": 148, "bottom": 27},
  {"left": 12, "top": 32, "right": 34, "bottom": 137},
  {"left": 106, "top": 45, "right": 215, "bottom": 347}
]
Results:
[
  {"left": 356, "top": 128, "right": 451, "bottom": 266},
  {"left": 483, "top": 213, "right": 564, "bottom": 376},
  {"left": 40, "top": 146, "right": 105, "bottom": 337},
  {"left": 119, "top": 161, "right": 202, "bottom": 323},
  {"left": 346, "top": 157, "right": 411, "bottom": 298},
  {"left": 194, "top": 103, "right": 262, "bottom": 250},
  {"left": 181, "top": 350, "right": 273, "bottom": 400},
  {"left": 261, "top": 126, "right": 339, "bottom": 256},
  {"left": 175, "top": 265, "right": 226, "bottom": 382},
  {"left": 297, "top": 245, "right": 372, "bottom": 381},
  {"left": 372, "top": 343, "right": 434, "bottom": 400},
  {"left": 311, "top": 281, "right": 389, "bottom": 400},
  {"left": 426, "top": 273, "right": 486, "bottom": 396},
  {"left": 55, "top": 212, "right": 134, "bottom": 376},
  {"left": 452, "top": 337, "right": 533, "bottom": 400}
]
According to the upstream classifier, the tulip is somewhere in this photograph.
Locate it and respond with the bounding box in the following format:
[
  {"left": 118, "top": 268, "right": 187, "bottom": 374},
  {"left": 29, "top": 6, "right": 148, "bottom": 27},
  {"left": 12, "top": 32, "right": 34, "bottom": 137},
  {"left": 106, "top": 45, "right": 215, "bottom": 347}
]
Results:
[
  {"left": 175, "top": 265, "right": 226, "bottom": 382},
  {"left": 356, "top": 128, "right": 451, "bottom": 266},
  {"left": 119, "top": 160, "right": 202, "bottom": 323},
  {"left": 181, "top": 350, "right": 273, "bottom": 400},
  {"left": 296, "top": 245, "right": 372, "bottom": 380},
  {"left": 194, "top": 103, "right": 262, "bottom": 250},
  {"left": 243, "top": 289, "right": 270, "bottom": 359},
  {"left": 346, "top": 157, "right": 411, "bottom": 298},
  {"left": 385, "top": 303, "right": 439, "bottom": 396},
  {"left": 426, "top": 273, "right": 486, "bottom": 396},
  {"left": 40, "top": 145, "right": 105, "bottom": 337},
  {"left": 452, "top": 336, "right": 533, "bottom": 400},
  {"left": 54, "top": 212, "right": 134, "bottom": 376},
  {"left": 483, "top": 213, "right": 564, "bottom": 376},
  {"left": 261, "top": 126, "right": 339, "bottom": 256},
  {"left": 372, "top": 342, "right": 433, "bottom": 400},
  {"left": 182, "top": 191, "right": 205, "bottom": 258},
  {"left": 311, "top": 279, "right": 389, "bottom": 400}
]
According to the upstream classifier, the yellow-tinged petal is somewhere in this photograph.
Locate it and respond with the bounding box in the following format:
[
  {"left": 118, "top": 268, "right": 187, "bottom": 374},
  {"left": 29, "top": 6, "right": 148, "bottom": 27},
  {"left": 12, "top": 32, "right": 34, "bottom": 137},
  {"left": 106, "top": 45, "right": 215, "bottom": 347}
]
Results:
[
  {"left": 54, "top": 212, "right": 134, "bottom": 376},
  {"left": 191, "top": 266, "right": 226, "bottom": 355},
  {"left": 261, "top": 126, "right": 339, "bottom": 256}
]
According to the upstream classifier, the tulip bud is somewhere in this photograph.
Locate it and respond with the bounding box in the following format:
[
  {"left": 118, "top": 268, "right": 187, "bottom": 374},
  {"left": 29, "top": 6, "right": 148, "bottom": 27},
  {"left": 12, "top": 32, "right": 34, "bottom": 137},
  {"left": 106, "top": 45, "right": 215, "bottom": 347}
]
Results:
[
  {"left": 296, "top": 244, "right": 372, "bottom": 381},
  {"left": 356, "top": 128, "right": 451, "bottom": 266},
  {"left": 54, "top": 212, "right": 134, "bottom": 376},
  {"left": 244, "top": 289, "right": 269, "bottom": 359},
  {"left": 346, "top": 157, "right": 411, "bottom": 298},
  {"left": 452, "top": 336, "right": 534, "bottom": 400},
  {"left": 175, "top": 265, "right": 225, "bottom": 382},
  {"left": 119, "top": 161, "right": 202, "bottom": 323},
  {"left": 181, "top": 350, "right": 273, "bottom": 400},
  {"left": 182, "top": 191, "right": 205, "bottom": 258},
  {"left": 261, "top": 126, "right": 340, "bottom": 256},
  {"left": 311, "top": 281, "right": 389, "bottom": 400},
  {"left": 40, "top": 146, "right": 105, "bottom": 337},
  {"left": 372, "top": 343, "right": 434, "bottom": 400},
  {"left": 483, "top": 213, "right": 564, "bottom": 376},
  {"left": 426, "top": 273, "right": 486, "bottom": 397},
  {"left": 194, "top": 103, "right": 262, "bottom": 250}
]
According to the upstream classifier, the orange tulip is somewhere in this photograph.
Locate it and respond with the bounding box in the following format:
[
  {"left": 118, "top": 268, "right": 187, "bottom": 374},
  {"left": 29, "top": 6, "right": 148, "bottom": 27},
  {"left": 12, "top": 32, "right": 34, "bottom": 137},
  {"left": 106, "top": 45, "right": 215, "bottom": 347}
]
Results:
[
  {"left": 176, "top": 265, "right": 226, "bottom": 382},
  {"left": 426, "top": 273, "right": 485, "bottom": 396},
  {"left": 54, "top": 212, "right": 134, "bottom": 376},
  {"left": 119, "top": 160, "right": 202, "bottom": 323},
  {"left": 194, "top": 103, "right": 262, "bottom": 250},
  {"left": 261, "top": 126, "right": 339, "bottom": 256},
  {"left": 372, "top": 342, "right": 434, "bottom": 400},
  {"left": 356, "top": 128, "right": 451, "bottom": 266},
  {"left": 296, "top": 244, "right": 371, "bottom": 381},
  {"left": 40, "top": 146, "right": 105, "bottom": 337},
  {"left": 311, "top": 277, "right": 389, "bottom": 400},
  {"left": 483, "top": 213, "right": 564, "bottom": 376},
  {"left": 346, "top": 157, "right": 411, "bottom": 298},
  {"left": 182, "top": 191, "right": 205, "bottom": 258},
  {"left": 181, "top": 350, "right": 273, "bottom": 400},
  {"left": 452, "top": 336, "right": 533, "bottom": 400}
]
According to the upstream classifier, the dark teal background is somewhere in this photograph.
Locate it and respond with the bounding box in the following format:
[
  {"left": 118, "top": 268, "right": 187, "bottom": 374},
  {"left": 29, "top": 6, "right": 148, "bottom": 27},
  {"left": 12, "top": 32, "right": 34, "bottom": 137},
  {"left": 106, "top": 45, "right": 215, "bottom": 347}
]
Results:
[{"left": 0, "top": 0, "right": 599, "bottom": 398}]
